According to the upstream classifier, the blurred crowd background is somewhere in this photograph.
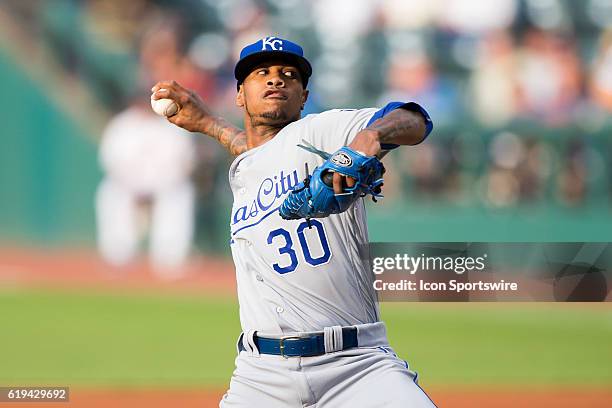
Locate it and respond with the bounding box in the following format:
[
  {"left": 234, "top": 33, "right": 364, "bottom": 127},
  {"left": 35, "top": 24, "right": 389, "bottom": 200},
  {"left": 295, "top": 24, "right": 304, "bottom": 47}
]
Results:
[{"left": 1, "top": 0, "right": 611, "bottom": 265}]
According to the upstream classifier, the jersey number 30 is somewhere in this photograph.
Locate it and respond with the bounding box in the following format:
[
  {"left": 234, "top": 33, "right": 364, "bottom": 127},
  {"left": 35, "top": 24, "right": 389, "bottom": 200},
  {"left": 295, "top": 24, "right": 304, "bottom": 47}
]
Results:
[{"left": 267, "top": 219, "right": 331, "bottom": 274}]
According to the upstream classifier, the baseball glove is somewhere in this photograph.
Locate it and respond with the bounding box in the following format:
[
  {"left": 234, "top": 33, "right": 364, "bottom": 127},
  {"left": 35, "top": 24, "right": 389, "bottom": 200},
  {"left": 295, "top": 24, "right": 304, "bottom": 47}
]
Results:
[{"left": 279, "top": 141, "right": 385, "bottom": 220}]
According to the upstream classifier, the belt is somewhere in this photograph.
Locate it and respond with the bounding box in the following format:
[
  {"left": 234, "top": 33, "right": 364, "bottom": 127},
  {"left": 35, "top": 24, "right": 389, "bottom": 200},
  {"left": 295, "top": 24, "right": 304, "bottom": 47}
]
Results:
[{"left": 239, "top": 327, "right": 358, "bottom": 358}]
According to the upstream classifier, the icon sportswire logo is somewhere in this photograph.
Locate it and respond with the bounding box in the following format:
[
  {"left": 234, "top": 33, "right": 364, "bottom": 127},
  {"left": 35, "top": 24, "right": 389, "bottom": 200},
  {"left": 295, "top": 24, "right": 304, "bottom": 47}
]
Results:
[
  {"left": 232, "top": 168, "right": 299, "bottom": 227},
  {"left": 262, "top": 36, "right": 283, "bottom": 51}
]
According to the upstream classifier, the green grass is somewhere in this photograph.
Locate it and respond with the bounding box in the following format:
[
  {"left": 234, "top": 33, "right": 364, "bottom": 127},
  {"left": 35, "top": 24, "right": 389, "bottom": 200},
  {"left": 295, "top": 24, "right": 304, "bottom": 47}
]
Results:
[
  {"left": 0, "top": 289, "right": 240, "bottom": 387},
  {"left": 0, "top": 289, "right": 611, "bottom": 388},
  {"left": 382, "top": 303, "right": 612, "bottom": 386}
]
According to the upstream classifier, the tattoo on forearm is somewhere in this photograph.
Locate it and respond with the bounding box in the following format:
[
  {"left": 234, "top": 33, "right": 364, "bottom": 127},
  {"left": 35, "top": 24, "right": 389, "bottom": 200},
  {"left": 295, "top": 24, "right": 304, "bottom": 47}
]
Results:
[
  {"left": 367, "top": 110, "right": 426, "bottom": 146},
  {"left": 229, "top": 134, "right": 248, "bottom": 155},
  {"left": 206, "top": 117, "right": 248, "bottom": 156}
]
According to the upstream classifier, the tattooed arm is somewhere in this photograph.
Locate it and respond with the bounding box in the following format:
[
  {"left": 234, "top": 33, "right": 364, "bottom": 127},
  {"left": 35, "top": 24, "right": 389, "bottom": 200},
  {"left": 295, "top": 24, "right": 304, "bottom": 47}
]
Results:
[
  {"left": 349, "top": 108, "right": 428, "bottom": 158},
  {"left": 201, "top": 115, "right": 248, "bottom": 156},
  {"left": 329, "top": 107, "right": 429, "bottom": 194},
  {"left": 151, "top": 81, "right": 248, "bottom": 156}
]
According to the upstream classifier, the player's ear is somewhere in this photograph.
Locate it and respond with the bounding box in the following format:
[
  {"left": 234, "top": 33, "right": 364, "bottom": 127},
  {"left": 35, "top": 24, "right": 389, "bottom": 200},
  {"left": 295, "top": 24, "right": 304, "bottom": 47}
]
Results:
[
  {"left": 236, "top": 84, "right": 245, "bottom": 108},
  {"left": 300, "top": 89, "right": 309, "bottom": 110}
]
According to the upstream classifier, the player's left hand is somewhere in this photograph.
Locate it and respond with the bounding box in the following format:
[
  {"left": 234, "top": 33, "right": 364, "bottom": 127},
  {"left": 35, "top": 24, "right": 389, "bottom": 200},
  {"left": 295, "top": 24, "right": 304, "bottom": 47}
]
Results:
[{"left": 330, "top": 129, "right": 382, "bottom": 194}]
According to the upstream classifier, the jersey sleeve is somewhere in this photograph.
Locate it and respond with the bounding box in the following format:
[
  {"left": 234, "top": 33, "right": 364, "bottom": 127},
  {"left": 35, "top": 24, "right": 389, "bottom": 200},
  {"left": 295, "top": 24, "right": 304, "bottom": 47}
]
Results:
[
  {"left": 304, "top": 102, "right": 432, "bottom": 153},
  {"left": 304, "top": 108, "right": 378, "bottom": 153}
]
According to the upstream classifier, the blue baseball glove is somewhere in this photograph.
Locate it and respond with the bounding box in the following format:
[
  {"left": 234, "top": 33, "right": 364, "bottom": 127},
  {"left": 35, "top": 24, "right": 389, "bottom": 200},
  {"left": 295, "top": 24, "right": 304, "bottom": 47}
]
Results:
[{"left": 279, "top": 141, "right": 385, "bottom": 220}]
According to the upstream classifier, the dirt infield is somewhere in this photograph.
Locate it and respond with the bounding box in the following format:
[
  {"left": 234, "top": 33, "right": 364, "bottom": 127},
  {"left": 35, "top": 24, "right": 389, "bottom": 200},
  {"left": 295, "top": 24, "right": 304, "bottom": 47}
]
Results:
[
  {"left": 0, "top": 247, "right": 236, "bottom": 294},
  {"left": 6, "top": 388, "right": 612, "bottom": 408},
  {"left": 1, "top": 247, "right": 611, "bottom": 407}
]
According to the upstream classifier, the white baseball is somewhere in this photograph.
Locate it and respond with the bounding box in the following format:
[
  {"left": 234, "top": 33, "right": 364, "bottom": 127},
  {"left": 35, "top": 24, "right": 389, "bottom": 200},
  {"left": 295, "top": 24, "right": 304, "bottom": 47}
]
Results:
[{"left": 151, "top": 90, "right": 180, "bottom": 117}]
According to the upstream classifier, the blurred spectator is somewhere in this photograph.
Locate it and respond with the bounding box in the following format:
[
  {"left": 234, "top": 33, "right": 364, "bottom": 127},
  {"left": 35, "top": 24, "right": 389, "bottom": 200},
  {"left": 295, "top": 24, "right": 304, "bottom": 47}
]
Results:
[
  {"left": 379, "top": 0, "right": 440, "bottom": 30},
  {"left": 485, "top": 132, "right": 552, "bottom": 206},
  {"left": 437, "top": 0, "right": 517, "bottom": 34},
  {"left": 469, "top": 30, "right": 519, "bottom": 127},
  {"left": 485, "top": 132, "right": 524, "bottom": 207},
  {"left": 312, "top": 0, "right": 377, "bottom": 45},
  {"left": 515, "top": 29, "right": 582, "bottom": 125},
  {"left": 557, "top": 138, "right": 587, "bottom": 206},
  {"left": 589, "top": 29, "right": 612, "bottom": 111},
  {"left": 517, "top": 138, "right": 551, "bottom": 202},
  {"left": 398, "top": 137, "right": 463, "bottom": 201},
  {"left": 214, "top": 0, "right": 267, "bottom": 34}
]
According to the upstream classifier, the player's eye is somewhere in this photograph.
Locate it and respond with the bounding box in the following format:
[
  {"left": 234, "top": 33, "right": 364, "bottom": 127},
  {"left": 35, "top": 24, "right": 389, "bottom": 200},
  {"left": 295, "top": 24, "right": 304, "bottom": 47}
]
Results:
[
  {"left": 284, "top": 71, "right": 295, "bottom": 78},
  {"left": 257, "top": 69, "right": 267, "bottom": 75}
]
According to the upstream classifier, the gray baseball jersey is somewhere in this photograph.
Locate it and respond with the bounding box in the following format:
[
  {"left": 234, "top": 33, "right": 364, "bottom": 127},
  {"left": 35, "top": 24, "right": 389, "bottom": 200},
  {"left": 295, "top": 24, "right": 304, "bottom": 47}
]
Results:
[
  {"left": 222, "top": 106, "right": 436, "bottom": 408},
  {"left": 229, "top": 107, "right": 380, "bottom": 334}
]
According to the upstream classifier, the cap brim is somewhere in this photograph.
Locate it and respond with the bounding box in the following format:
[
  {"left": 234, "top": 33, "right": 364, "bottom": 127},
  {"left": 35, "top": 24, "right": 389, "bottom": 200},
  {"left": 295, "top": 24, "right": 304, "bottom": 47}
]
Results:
[{"left": 234, "top": 51, "right": 312, "bottom": 87}]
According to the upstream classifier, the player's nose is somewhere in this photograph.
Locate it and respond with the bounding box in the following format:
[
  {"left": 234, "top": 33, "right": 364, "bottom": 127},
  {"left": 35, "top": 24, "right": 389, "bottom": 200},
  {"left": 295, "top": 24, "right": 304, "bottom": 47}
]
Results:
[{"left": 267, "top": 75, "right": 285, "bottom": 87}]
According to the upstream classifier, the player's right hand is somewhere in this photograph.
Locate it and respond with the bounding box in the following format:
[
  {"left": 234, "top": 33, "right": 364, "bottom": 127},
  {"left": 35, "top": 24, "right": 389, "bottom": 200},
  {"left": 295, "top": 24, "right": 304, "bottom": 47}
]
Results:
[{"left": 151, "top": 80, "right": 210, "bottom": 133}]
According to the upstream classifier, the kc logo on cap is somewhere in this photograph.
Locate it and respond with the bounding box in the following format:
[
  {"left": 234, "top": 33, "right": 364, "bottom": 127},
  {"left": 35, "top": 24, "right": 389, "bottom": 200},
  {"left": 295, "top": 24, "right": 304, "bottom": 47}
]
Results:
[
  {"left": 234, "top": 36, "right": 313, "bottom": 87},
  {"left": 261, "top": 37, "right": 283, "bottom": 51}
]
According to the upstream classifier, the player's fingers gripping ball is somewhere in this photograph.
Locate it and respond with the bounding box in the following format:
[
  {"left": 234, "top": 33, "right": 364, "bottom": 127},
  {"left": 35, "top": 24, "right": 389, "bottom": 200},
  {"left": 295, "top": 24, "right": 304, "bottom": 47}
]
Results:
[
  {"left": 279, "top": 142, "right": 385, "bottom": 220},
  {"left": 150, "top": 89, "right": 180, "bottom": 117}
]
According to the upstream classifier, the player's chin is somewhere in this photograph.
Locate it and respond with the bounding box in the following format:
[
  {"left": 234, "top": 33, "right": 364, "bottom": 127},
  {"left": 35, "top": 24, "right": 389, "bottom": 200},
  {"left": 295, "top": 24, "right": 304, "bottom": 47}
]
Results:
[{"left": 259, "top": 108, "right": 290, "bottom": 121}]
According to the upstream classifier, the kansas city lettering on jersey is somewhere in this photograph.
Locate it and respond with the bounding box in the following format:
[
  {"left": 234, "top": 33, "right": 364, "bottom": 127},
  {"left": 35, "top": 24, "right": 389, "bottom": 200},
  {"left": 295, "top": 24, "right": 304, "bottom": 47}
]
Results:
[{"left": 232, "top": 169, "right": 299, "bottom": 226}]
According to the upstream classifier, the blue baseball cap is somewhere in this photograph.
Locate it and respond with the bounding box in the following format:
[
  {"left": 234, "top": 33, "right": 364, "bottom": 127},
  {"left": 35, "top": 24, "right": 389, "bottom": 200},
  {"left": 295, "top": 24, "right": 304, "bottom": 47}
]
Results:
[{"left": 234, "top": 36, "right": 312, "bottom": 88}]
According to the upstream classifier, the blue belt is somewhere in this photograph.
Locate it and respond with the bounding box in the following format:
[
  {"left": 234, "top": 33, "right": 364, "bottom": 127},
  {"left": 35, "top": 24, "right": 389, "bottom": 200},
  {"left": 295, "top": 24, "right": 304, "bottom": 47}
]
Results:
[{"left": 239, "top": 327, "right": 358, "bottom": 358}]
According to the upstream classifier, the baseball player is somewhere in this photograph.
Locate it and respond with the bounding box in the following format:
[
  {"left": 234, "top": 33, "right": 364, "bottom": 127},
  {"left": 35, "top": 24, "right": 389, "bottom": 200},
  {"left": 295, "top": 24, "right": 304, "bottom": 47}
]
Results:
[
  {"left": 96, "top": 100, "right": 196, "bottom": 274},
  {"left": 152, "top": 36, "right": 434, "bottom": 407}
]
